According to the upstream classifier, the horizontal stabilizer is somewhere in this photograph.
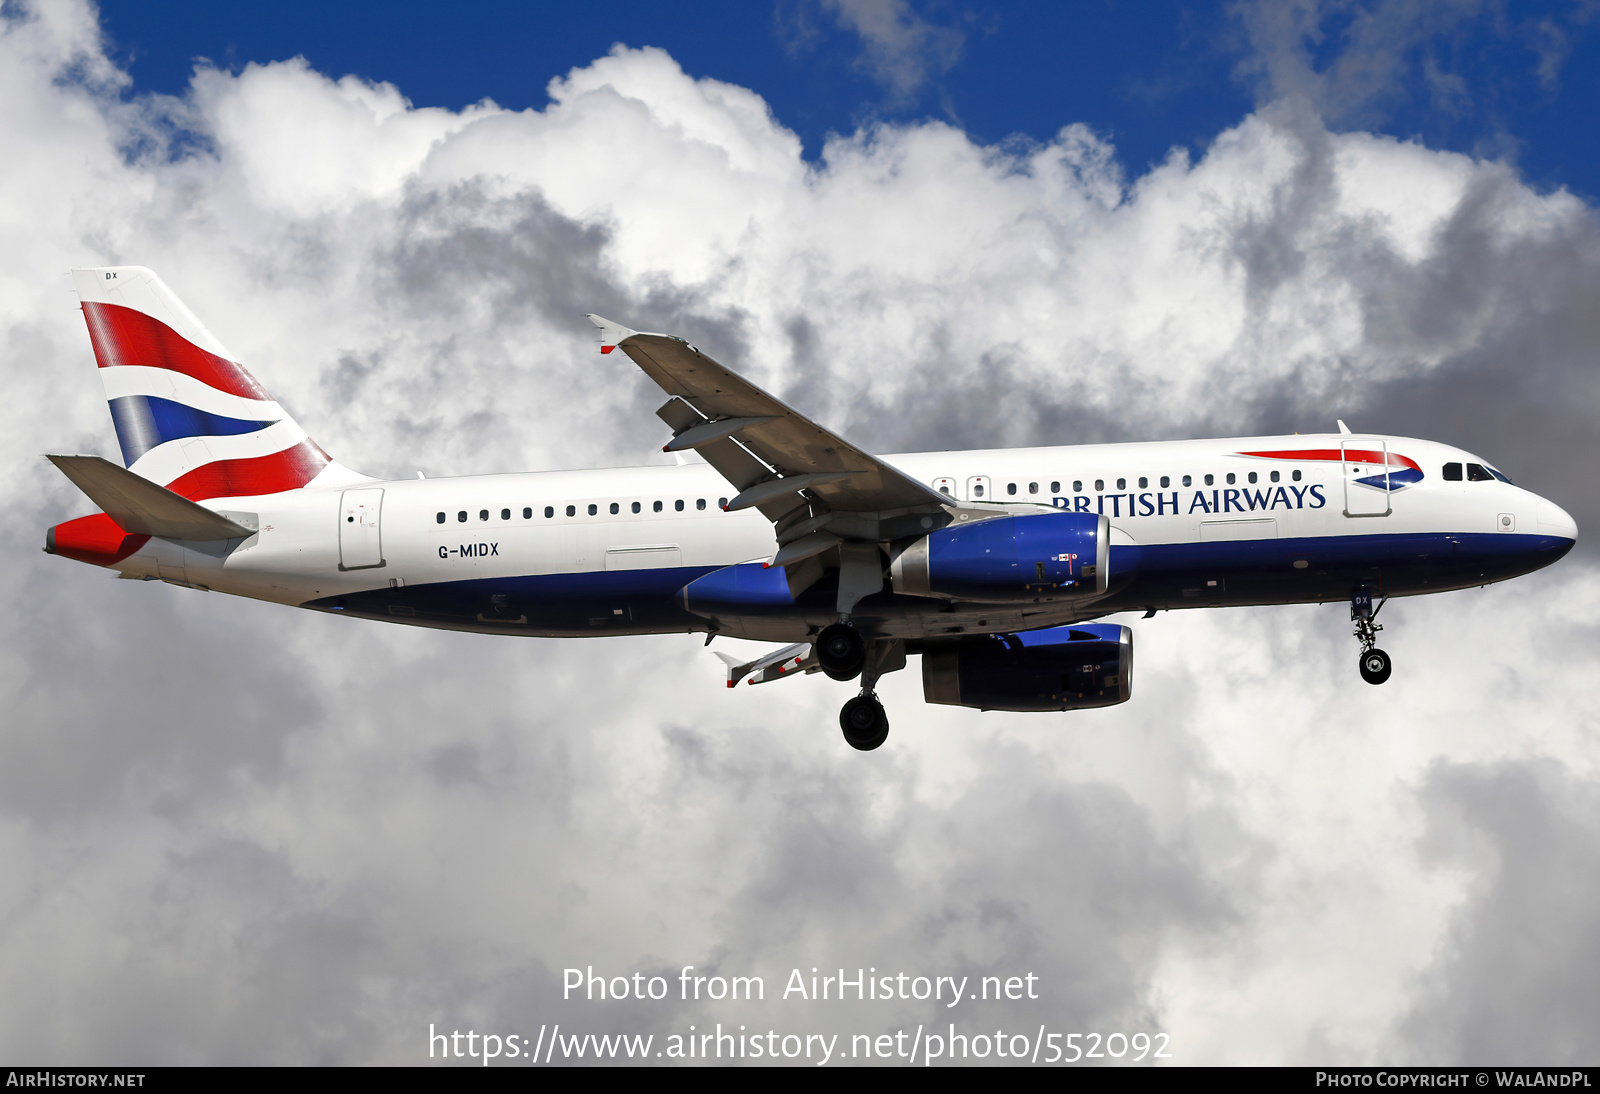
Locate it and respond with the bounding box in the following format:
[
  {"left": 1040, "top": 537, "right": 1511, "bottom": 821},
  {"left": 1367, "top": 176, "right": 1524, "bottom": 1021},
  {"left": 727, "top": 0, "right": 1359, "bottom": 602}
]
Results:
[{"left": 47, "top": 455, "right": 253, "bottom": 540}]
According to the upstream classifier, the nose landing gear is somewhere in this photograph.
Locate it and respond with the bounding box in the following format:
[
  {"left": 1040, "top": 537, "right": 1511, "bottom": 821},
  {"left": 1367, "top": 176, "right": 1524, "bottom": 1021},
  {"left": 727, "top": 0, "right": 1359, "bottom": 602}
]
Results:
[{"left": 1352, "top": 588, "right": 1391, "bottom": 685}]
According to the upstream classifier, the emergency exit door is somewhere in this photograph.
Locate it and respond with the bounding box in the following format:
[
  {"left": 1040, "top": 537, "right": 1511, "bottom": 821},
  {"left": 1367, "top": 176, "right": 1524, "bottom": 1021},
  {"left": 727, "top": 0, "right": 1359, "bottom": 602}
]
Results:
[{"left": 339, "top": 488, "right": 386, "bottom": 569}]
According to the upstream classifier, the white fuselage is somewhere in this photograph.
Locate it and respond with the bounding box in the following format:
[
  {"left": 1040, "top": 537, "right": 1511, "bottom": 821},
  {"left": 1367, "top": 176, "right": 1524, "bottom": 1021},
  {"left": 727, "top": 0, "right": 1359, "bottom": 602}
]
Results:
[{"left": 102, "top": 431, "right": 1577, "bottom": 644}]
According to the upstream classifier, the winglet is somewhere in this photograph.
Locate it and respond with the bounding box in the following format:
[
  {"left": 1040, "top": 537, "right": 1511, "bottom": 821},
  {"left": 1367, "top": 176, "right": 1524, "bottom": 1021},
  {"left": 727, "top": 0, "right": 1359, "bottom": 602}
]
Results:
[{"left": 585, "top": 314, "right": 638, "bottom": 356}]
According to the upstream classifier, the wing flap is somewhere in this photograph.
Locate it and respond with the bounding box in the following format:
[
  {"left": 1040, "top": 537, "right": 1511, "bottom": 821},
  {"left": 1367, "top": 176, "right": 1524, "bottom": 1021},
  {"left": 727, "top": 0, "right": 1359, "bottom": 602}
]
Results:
[{"left": 595, "top": 321, "right": 945, "bottom": 515}]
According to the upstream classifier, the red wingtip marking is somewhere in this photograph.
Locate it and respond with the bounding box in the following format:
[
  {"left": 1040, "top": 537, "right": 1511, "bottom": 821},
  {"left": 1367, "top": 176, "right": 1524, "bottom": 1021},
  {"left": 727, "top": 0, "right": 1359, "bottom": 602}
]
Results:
[{"left": 600, "top": 345, "right": 615, "bottom": 354}]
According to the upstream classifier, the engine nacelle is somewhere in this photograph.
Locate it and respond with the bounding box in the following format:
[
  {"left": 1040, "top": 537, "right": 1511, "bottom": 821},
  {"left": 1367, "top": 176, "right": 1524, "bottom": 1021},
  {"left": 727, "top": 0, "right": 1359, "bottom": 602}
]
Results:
[
  {"left": 891, "top": 511, "right": 1108, "bottom": 602},
  {"left": 922, "top": 623, "right": 1132, "bottom": 712}
]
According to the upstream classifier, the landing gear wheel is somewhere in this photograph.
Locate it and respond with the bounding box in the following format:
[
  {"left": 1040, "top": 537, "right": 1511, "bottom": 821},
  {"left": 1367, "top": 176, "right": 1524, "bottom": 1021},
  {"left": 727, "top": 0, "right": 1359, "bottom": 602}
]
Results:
[
  {"left": 1359, "top": 647, "right": 1392, "bottom": 685},
  {"left": 840, "top": 693, "right": 890, "bottom": 751},
  {"left": 817, "top": 623, "right": 866, "bottom": 681}
]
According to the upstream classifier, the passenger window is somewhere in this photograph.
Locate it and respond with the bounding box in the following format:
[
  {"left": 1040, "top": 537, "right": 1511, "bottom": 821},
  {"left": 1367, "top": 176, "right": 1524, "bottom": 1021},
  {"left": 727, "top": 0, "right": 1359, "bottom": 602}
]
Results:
[
  {"left": 1269, "top": 471, "right": 1279, "bottom": 483},
  {"left": 566, "top": 505, "right": 575, "bottom": 517},
  {"left": 1116, "top": 478, "right": 1126, "bottom": 490},
  {"left": 479, "top": 510, "right": 489, "bottom": 521},
  {"left": 523, "top": 507, "right": 532, "bottom": 519},
  {"left": 587, "top": 504, "right": 597, "bottom": 516},
  {"left": 675, "top": 500, "right": 685, "bottom": 512},
  {"left": 1029, "top": 482, "right": 1039, "bottom": 494},
  {"left": 1292, "top": 470, "right": 1302, "bottom": 482},
  {"left": 1051, "top": 481, "right": 1060, "bottom": 493},
  {"left": 653, "top": 501, "right": 663, "bottom": 512},
  {"left": 1007, "top": 482, "right": 1017, "bottom": 496},
  {"left": 697, "top": 499, "right": 706, "bottom": 510},
  {"left": 1204, "top": 474, "right": 1214, "bottom": 486},
  {"left": 1467, "top": 463, "right": 1493, "bottom": 482},
  {"left": 501, "top": 508, "right": 511, "bottom": 520},
  {"left": 544, "top": 506, "right": 554, "bottom": 518},
  {"left": 1138, "top": 477, "right": 1148, "bottom": 489},
  {"left": 609, "top": 502, "right": 619, "bottom": 515},
  {"left": 458, "top": 511, "right": 467, "bottom": 522},
  {"left": 1159, "top": 476, "right": 1170, "bottom": 488},
  {"left": 974, "top": 483, "right": 985, "bottom": 497},
  {"left": 436, "top": 512, "right": 445, "bottom": 524},
  {"left": 1225, "top": 473, "right": 1235, "bottom": 485},
  {"left": 1442, "top": 462, "right": 1463, "bottom": 481},
  {"left": 1094, "top": 479, "right": 1104, "bottom": 491},
  {"left": 632, "top": 501, "right": 641, "bottom": 513},
  {"left": 1182, "top": 475, "right": 1192, "bottom": 487},
  {"left": 719, "top": 497, "right": 728, "bottom": 508},
  {"left": 1073, "top": 480, "right": 1083, "bottom": 492}
]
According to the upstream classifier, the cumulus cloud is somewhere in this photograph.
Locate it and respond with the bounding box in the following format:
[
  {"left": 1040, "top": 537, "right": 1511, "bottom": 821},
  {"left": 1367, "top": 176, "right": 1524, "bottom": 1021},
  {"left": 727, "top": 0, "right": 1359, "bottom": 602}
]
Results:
[
  {"left": 1, "top": 0, "right": 1597, "bottom": 1065},
  {"left": 779, "top": 0, "right": 967, "bottom": 102},
  {"left": 1230, "top": 0, "right": 1599, "bottom": 149}
]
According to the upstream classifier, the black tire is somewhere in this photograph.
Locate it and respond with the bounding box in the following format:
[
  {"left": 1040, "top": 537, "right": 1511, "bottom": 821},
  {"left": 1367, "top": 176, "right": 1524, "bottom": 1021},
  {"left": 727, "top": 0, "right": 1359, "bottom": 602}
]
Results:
[
  {"left": 840, "top": 694, "right": 890, "bottom": 751},
  {"left": 817, "top": 623, "right": 867, "bottom": 681},
  {"left": 1359, "top": 647, "right": 1392, "bottom": 685}
]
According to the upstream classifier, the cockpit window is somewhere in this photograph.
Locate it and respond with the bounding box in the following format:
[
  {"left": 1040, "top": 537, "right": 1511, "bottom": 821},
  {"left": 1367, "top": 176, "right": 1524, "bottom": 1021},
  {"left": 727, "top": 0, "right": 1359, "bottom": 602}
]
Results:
[
  {"left": 1442, "top": 462, "right": 1462, "bottom": 481},
  {"left": 1467, "top": 463, "right": 1493, "bottom": 482},
  {"left": 1487, "top": 466, "right": 1513, "bottom": 484}
]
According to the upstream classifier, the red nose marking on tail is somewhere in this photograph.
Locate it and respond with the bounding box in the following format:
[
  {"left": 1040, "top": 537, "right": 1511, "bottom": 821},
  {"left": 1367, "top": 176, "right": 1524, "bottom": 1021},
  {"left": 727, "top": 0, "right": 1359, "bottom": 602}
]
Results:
[{"left": 47, "top": 513, "right": 149, "bottom": 567}]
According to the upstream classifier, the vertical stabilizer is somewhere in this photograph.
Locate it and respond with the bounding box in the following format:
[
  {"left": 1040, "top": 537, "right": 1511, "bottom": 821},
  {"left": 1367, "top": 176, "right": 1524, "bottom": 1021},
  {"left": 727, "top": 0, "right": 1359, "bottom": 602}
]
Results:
[{"left": 70, "top": 266, "right": 363, "bottom": 500}]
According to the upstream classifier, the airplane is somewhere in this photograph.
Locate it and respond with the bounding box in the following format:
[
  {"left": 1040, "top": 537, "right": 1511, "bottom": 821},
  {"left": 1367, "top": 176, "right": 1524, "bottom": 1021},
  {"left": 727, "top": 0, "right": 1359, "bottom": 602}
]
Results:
[{"left": 44, "top": 267, "right": 1579, "bottom": 750}]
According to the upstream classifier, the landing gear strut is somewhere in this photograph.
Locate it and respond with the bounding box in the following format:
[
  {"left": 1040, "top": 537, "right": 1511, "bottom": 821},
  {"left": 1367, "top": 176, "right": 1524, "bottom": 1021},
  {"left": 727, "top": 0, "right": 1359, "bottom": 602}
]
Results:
[
  {"left": 837, "top": 631, "right": 891, "bottom": 750},
  {"left": 1351, "top": 588, "right": 1391, "bottom": 685}
]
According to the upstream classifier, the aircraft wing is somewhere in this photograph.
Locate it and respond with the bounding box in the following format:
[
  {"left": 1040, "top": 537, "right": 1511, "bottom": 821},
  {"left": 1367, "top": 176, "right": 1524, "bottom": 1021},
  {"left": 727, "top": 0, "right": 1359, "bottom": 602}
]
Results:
[{"left": 587, "top": 316, "right": 947, "bottom": 518}]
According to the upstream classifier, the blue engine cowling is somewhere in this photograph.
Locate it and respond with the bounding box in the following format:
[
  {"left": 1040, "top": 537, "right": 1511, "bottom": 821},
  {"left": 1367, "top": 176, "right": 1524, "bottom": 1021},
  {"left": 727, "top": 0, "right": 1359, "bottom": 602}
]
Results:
[
  {"left": 891, "top": 511, "right": 1110, "bottom": 601},
  {"left": 921, "top": 623, "right": 1132, "bottom": 712}
]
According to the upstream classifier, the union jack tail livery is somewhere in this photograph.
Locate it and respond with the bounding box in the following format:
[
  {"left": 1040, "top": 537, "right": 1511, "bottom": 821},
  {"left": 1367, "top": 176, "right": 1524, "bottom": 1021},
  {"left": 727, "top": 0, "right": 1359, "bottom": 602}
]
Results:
[{"left": 71, "top": 266, "right": 355, "bottom": 500}]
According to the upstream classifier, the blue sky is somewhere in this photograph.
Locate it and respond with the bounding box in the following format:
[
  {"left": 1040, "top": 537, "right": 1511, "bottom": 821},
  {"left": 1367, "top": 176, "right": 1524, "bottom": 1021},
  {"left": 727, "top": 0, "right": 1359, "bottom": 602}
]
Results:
[{"left": 98, "top": 0, "right": 1600, "bottom": 198}]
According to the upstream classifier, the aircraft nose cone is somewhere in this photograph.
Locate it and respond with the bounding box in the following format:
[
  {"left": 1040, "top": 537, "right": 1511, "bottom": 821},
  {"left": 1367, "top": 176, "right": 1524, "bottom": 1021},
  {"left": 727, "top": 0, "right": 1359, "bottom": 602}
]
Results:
[{"left": 1537, "top": 499, "right": 1579, "bottom": 544}]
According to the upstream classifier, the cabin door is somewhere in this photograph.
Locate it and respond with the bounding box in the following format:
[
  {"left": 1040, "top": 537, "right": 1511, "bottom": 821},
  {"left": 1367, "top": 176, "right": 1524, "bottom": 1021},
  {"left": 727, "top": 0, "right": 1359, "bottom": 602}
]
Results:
[
  {"left": 1342, "top": 441, "right": 1392, "bottom": 517},
  {"left": 339, "top": 488, "right": 386, "bottom": 569}
]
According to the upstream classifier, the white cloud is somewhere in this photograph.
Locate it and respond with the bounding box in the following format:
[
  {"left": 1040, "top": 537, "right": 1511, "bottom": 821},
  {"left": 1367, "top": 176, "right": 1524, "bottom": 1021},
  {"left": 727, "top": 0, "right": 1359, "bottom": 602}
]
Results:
[{"left": 1, "top": 0, "right": 1598, "bottom": 1064}]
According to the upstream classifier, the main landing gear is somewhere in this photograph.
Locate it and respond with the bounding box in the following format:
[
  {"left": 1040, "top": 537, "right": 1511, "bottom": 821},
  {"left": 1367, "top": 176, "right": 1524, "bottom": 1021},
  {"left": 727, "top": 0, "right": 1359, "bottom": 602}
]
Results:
[
  {"left": 818, "top": 622, "right": 890, "bottom": 751},
  {"left": 1351, "top": 588, "right": 1392, "bottom": 685},
  {"left": 840, "top": 693, "right": 889, "bottom": 751}
]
